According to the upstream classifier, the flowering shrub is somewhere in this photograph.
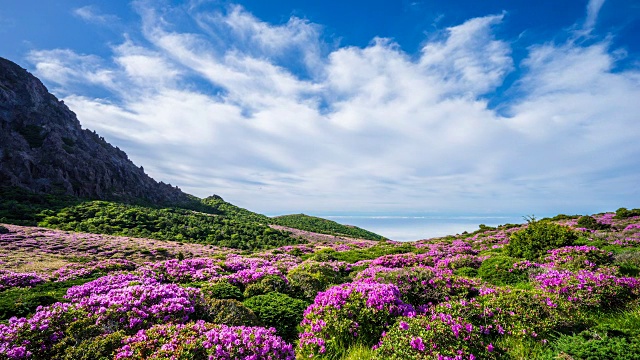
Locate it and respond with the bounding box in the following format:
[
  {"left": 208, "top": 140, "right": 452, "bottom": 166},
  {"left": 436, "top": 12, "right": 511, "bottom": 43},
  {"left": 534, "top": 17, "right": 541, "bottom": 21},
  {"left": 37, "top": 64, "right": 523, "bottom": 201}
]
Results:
[
  {"left": 52, "top": 259, "right": 138, "bottom": 282},
  {"left": 0, "top": 302, "right": 85, "bottom": 359},
  {"left": 542, "top": 246, "right": 613, "bottom": 270},
  {"left": 532, "top": 269, "right": 640, "bottom": 308},
  {"left": 435, "top": 254, "right": 484, "bottom": 270},
  {"left": 73, "top": 283, "right": 203, "bottom": 331},
  {"left": 298, "top": 280, "right": 415, "bottom": 358},
  {"left": 114, "top": 321, "right": 295, "bottom": 359},
  {"left": 225, "top": 266, "right": 287, "bottom": 288},
  {"left": 139, "top": 258, "right": 223, "bottom": 283},
  {"left": 355, "top": 266, "right": 479, "bottom": 306},
  {"left": 373, "top": 314, "right": 501, "bottom": 359},
  {"left": 64, "top": 273, "right": 159, "bottom": 302},
  {"left": 370, "top": 253, "right": 434, "bottom": 268},
  {"left": 0, "top": 270, "right": 47, "bottom": 291}
]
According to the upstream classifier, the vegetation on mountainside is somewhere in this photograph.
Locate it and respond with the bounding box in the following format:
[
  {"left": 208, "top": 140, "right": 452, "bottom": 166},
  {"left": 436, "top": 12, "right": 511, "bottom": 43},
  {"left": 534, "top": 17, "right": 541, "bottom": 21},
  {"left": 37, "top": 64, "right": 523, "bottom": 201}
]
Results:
[
  {"left": 271, "top": 214, "right": 386, "bottom": 241},
  {"left": 37, "top": 201, "right": 299, "bottom": 250}
]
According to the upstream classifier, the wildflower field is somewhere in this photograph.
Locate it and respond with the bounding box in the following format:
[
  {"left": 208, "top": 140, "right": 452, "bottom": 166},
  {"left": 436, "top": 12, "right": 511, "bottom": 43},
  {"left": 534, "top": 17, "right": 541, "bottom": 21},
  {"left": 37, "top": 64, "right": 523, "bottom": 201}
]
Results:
[{"left": 2, "top": 209, "right": 640, "bottom": 359}]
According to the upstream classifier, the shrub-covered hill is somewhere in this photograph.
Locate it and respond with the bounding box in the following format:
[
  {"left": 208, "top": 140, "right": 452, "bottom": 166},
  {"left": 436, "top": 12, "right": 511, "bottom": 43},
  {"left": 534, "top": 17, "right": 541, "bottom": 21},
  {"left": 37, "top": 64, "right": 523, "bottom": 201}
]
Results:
[
  {"left": 37, "top": 200, "right": 297, "bottom": 251},
  {"left": 271, "top": 214, "right": 386, "bottom": 241},
  {"left": 2, "top": 209, "right": 640, "bottom": 359}
]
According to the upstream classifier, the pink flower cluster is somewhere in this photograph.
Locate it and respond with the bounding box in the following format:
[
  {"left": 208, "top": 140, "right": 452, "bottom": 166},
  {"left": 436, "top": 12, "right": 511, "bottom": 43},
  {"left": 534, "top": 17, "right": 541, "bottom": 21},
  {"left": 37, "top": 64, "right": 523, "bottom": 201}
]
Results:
[{"left": 0, "top": 270, "right": 47, "bottom": 291}]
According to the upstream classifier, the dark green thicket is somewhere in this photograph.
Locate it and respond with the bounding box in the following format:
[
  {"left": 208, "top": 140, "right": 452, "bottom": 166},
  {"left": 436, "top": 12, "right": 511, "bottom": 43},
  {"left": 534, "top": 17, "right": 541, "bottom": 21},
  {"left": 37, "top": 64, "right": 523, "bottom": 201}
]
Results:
[
  {"left": 201, "top": 280, "right": 244, "bottom": 301},
  {"left": 0, "top": 186, "right": 80, "bottom": 225},
  {"left": 542, "top": 324, "right": 640, "bottom": 360},
  {"left": 38, "top": 201, "right": 301, "bottom": 250},
  {"left": 0, "top": 277, "right": 98, "bottom": 321},
  {"left": 504, "top": 219, "right": 579, "bottom": 260},
  {"left": 271, "top": 213, "right": 386, "bottom": 241},
  {"left": 0, "top": 225, "right": 9, "bottom": 234},
  {"left": 615, "top": 207, "right": 640, "bottom": 219},
  {"left": 305, "top": 242, "right": 415, "bottom": 263},
  {"left": 577, "top": 215, "right": 611, "bottom": 230},
  {"left": 477, "top": 256, "right": 528, "bottom": 286},
  {"left": 199, "top": 298, "right": 261, "bottom": 326},
  {"left": 243, "top": 292, "right": 309, "bottom": 342},
  {"left": 17, "top": 124, "right": 46, "bottom": 148}
]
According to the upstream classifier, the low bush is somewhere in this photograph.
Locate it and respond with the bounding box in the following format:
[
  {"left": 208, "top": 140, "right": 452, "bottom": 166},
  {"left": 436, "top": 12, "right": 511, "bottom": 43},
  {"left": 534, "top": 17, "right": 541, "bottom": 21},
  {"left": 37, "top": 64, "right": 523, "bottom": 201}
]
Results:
[
  {"left": 199, "top": 298, "right": 260, "bottom": 326},
  {"left": 577, "top": 215, "right": 611, "bottom": 230},
  {"left": 243, "top": 292, "right": 308, "bottom": 342},
  {"left": 477, "top": 256, "right": 529, "bottom": 286},
  {"left": 542, "top": 324, "right": 640, "bottom": 360},
  {"left": 505, "top": 220, "right": 579, "bottom": 260},
  {"left": 243, "top": 274, "right": 290, "bottom": 298},
  {"left": 200, "top": 280, "right": 244, "bottom": 301}
]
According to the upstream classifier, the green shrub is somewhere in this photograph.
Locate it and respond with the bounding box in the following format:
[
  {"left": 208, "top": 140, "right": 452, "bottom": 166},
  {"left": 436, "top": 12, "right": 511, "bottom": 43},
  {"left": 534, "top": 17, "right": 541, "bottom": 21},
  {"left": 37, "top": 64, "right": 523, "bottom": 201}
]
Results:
[
  {"left": 287, "top": 261, "right": 350, "bottom": 301},
  {"left": 577, "top": 215, "right": 611, "bottom": 230},
  {"left": 615, "top": 208, "right": 640, "bottom": 219},
  {"left": 542, "top": 324, "right": 640, "bottom": 360},
  {"left": 243, "top": 292, "right": 309, "bottom": 342},
  {"left": 454, "top": 266, "right": 478, "bottom": 278},
  {"left": 199, "top": 298, "right": 260, "bottom": 326},
  {"left": 505, "top": 220, "right": 579, "bottom": 260},
  {"left": 243, "top": 275, "right": 289, "bottom": 298},
  {"left": 615, "top": 251, "right": 640, "bottom": 276},
  {"left": 0, "top": 225, "right": 9, "bottom": 234},
  {"left": 201, "top": 280, "right": 244, "bottom": 301},
  {"left": 477, "top": 256, "right": 528, "bottom": 286}
]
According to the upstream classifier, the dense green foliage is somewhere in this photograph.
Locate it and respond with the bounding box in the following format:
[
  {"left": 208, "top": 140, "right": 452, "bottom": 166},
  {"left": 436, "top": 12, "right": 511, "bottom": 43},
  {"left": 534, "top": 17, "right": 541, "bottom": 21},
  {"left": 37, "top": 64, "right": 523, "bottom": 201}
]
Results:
[
  {"left": 505, "top": 219, "right": 580, "bottom": 260},
  {"left": 0, "top": 186, "right": 80, "bottom": 225},
  {"left": 243, "top": 292, "right": 309, "bottom": 342},
  {"left": 615, "top": 207, "right": 640, "bottom": 219},
  {"left": 542, "top": 323, "right": 640, "bottom": 360},
  {"left": 200, "top": 280, "right": 244, "bottom": 301},
  {"left": 38, "top": 201, "right": 301, "bottom": 250},
  {"left": 0, "top": 225, "right": 9, "bottom": 234},
  {"left": 271, "top": 214, "right": 386, "bottom": 241},
  {"left": 199, "top": 298, "right": 261, "bottom": 326},
  {"left": 477, "top": 255, "right": 529, "bottom": 286},
  {"left": 305, "top": 242, "right": 415, "bottom": 263},
  {"left": 0, "top": 277, "right": 98, "bottom": 320},
  {"left": 202, "top": 195, "right": 270, "bottom": 224},
  {"left": 577, "top": 215, "right": 611, "bottom": 230}
]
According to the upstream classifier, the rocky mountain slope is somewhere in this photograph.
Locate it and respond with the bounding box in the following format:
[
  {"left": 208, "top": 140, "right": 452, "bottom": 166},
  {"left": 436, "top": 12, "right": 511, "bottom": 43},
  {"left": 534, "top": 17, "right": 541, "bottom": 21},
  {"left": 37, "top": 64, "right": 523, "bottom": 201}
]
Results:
[{"left": 0, "top": 57, "right": 189, "bottom": 205}]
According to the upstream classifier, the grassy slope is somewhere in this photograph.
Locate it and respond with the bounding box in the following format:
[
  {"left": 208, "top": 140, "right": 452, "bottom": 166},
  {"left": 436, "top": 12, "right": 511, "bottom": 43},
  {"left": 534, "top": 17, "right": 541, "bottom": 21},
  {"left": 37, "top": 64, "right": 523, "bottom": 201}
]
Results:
[{"left": 271, "top": 214, "right": 386, "bottom": 241}]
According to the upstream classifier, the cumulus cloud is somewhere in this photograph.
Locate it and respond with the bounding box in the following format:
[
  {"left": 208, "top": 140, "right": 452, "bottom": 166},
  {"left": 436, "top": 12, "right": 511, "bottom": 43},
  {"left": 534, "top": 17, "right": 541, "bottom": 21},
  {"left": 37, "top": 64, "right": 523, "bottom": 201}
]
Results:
[{"left": 27, "top": 1, "right": 640, "bottom": 217}]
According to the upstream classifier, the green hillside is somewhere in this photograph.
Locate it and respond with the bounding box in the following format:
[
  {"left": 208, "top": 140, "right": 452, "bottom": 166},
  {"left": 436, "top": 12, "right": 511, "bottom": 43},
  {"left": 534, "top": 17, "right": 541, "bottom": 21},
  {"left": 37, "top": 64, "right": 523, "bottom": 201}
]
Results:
[{"left": 271, "top": 213, "right": 386, "bottom": 241}]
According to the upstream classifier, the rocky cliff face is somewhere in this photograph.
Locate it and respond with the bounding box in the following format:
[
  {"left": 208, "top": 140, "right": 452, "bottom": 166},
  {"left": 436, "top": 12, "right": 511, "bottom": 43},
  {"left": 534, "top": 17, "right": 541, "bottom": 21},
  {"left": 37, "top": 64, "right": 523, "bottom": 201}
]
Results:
[{"left": 0, "top": 57, "right": 190, "bottom": 205}]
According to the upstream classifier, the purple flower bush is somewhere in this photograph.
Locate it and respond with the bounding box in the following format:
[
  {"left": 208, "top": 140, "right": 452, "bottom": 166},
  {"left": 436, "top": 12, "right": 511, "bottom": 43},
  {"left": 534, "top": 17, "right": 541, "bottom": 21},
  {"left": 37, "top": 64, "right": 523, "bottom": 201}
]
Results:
[
  {"left": 72, "top": 283, "right": 203, "bottom": 331},
  {"left": 51, "top": 259, "right": 138, "bottom": 282},
  {"left": 354, "top": 266, "right": 480, "bottom": 306},
  {"left": 373, "top": 313, "right": 500, "bottom": 360},
  {"left": 64, "top": 273, "right": 159, "bottom": 301},
  {"left": 114, "top": 321, "right": 295, "bottom": 360},
  {"left": 138, "top": 258, "right": 223, "bottom": 283},
  {"left": 370, "top": 253, "right": 434, "bottom": 268},
  {"left": 532, "top": 268, "right": 640, "bottom": 308},
  {"left": 0, "top": 302, "right": 85, "bottom": 359},
  {"left": 298, "top": 280, "right": 415, "bottom": 358},
  {"left": 542, "top": 246, "right": 613, "bottom": 270},
  {"left": 225, "top": 266, "right": 287, "bottom": 287},
  {"left": 0, "top": 270, "right": 47, "bottom": 291}
]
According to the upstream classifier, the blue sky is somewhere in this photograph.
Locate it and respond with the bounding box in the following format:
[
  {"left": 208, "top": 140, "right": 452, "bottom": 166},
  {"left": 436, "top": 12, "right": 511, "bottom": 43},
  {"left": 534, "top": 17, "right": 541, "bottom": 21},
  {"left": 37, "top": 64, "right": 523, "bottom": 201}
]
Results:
[{"left": 2, "top": 0, "right": 640, "bottom": 218}]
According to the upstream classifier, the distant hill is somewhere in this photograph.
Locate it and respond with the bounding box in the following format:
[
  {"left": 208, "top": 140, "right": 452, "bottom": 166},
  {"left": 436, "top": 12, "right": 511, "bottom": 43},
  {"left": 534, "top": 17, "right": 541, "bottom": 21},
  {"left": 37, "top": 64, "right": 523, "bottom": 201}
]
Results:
[{"left": 271, "top": 214, "right": 386, "bottom": 241}]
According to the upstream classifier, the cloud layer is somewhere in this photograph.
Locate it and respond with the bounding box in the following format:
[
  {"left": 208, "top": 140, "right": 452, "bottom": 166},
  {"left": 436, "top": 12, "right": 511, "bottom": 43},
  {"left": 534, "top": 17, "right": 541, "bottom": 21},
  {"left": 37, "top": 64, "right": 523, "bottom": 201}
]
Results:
[{"left": 26, "top": 0, "right": 640, "bottom": 216}]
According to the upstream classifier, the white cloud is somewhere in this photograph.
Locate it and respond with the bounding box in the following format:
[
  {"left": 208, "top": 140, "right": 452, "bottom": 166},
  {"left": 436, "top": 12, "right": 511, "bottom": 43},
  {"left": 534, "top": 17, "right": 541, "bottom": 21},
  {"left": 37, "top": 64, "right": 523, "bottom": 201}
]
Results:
[
  {"left": 73, "top": 5, "right": 120, "bottom": 24},
  {"left": 26, "top": 2, "right": 640, "bottom": 220}
]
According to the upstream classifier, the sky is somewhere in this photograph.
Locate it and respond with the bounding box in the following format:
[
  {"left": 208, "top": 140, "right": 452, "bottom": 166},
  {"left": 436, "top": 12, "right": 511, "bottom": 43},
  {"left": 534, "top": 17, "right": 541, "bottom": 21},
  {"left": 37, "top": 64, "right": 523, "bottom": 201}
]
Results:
[{"left": 1, "top": 0, "right": 640, "bottom": 219}]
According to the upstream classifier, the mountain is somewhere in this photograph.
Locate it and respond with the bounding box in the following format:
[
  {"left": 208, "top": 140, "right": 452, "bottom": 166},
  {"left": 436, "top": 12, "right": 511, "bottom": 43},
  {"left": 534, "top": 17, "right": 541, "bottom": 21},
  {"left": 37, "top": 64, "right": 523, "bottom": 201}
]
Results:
[{"left": 0, "top": 57, "right": 189, "bottom": 205}]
